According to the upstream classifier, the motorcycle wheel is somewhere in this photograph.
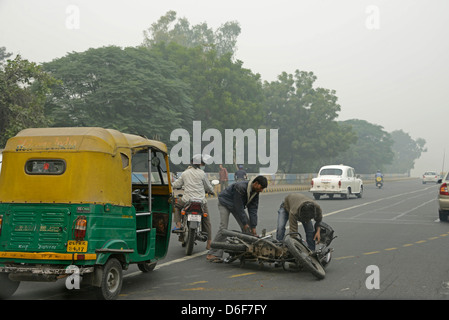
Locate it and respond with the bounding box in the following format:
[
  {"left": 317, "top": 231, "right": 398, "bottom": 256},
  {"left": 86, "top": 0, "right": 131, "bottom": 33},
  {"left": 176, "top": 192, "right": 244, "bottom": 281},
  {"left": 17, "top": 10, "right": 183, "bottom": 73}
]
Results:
[
  {"left": 284, "top": 235, "right": 326, "bottom": 280},
  {"left": 185, "top": 227, "right": 196, "bottom": 256}
]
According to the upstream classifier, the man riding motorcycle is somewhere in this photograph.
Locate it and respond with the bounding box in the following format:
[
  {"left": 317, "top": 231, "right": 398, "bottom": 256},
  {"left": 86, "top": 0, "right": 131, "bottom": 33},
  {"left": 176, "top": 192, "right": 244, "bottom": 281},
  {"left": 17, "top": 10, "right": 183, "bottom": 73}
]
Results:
[
  {"left": 375, "top": 170, "right": 384, "bottom": 186},
  {"left": 172, "top": 154, "right": 215, "bottom": 249}
]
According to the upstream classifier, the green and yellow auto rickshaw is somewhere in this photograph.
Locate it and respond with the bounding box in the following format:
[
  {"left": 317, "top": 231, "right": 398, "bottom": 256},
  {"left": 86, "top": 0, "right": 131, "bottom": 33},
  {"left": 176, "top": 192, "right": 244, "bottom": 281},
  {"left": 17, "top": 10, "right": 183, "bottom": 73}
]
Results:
[{"left": 0, "top": 127, "right": 173, "bottom": 300}]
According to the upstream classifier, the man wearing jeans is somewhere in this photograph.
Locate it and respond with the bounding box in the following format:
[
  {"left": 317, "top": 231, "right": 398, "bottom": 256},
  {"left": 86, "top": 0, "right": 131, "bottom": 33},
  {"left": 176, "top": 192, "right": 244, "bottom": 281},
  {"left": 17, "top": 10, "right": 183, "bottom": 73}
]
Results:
[
  {"left": 276, "top": 193, "right": 322, "bottom": 250},
  {"left": 206, "top": 175, "right": 268, "bottom": 262}
]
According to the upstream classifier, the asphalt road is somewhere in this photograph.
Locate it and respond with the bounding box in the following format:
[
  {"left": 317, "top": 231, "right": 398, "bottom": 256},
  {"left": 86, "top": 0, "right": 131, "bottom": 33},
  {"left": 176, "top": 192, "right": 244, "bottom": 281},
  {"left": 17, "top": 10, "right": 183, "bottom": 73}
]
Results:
[{"left": 10, "top": 178, "right": 449, "bottom": 302}]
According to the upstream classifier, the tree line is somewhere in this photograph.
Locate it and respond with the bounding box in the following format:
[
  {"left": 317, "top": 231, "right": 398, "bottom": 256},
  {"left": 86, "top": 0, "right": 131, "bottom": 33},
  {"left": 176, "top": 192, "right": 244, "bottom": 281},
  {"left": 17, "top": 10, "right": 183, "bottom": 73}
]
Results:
[{"left": 0, "top": 11, "right": 426, "bottom": 174}]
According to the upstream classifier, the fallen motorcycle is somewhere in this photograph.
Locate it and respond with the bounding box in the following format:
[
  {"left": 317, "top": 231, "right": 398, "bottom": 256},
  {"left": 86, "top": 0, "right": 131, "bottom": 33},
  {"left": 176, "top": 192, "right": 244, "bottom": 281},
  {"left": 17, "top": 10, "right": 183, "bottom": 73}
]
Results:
[{"left": 210, "top": 222, "right": 336, "bottom": 279}]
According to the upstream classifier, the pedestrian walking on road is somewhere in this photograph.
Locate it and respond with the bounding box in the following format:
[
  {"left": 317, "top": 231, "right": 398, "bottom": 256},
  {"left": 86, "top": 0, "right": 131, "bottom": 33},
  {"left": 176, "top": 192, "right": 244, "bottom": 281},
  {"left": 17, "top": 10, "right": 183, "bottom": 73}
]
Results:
[{"left": 219, "top": 164, "right": 229, "bottom": 192}]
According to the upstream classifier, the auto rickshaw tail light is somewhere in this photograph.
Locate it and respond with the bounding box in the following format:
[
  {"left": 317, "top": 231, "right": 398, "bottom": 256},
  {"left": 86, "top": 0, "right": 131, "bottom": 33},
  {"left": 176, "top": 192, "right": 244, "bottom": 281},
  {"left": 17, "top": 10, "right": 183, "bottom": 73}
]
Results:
[
  {"left": 0, "top": 215, "right": 3, "bottom": 236},
  {"left": 74, "top": 216, "right": 87, "bottom": 240}
]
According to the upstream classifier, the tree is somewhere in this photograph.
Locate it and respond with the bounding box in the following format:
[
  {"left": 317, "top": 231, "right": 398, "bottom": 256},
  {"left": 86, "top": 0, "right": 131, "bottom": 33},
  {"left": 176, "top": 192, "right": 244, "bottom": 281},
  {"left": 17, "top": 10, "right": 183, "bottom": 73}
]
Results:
[
  {"left": 0, "top": 53, "right": 57, "bottom": 147},
  {"left": 0, "top": 47, "right": 12, "bottom": 62},
  {"left": 385, "top": 130, "right": 427, "bottom": 174},
  {"left": 263, "top": 70, "right": 356, "bottom": 173},
  {"left": 149, "top": 41, "right": 266, "bottom": 171},
  {"left": 333, "top": 119, "right": 394, "bottom": 173},
  {"left": 43, "top": 46, "right": 193, "bottom": 142},
  {"left": 142, "top": 11, "right": 241, "bottom": 58},
  {"left": 150, "top": 42, "right": 265, "bottom": 132}
]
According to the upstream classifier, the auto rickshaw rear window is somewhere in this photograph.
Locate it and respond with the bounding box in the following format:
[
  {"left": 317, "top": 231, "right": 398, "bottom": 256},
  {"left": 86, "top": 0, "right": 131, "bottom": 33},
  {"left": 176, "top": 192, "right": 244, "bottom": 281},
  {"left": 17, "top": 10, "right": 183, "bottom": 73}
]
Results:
[{"left": 25, "top": 159, "right": 66, "bottom": 175}]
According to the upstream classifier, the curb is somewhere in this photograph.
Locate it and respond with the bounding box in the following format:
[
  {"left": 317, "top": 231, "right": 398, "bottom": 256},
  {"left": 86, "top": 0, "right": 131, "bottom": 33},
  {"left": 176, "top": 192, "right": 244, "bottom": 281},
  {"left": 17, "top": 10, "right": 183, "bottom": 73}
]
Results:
[
  {"left": 205, "top": 177, "right": 418, "bottom": 198},
  {"left": 263, "top": 185, "right": 310, "bottom": 193},
  {"left": 206, "top": 184, "right": 310, "bottom": 198}
]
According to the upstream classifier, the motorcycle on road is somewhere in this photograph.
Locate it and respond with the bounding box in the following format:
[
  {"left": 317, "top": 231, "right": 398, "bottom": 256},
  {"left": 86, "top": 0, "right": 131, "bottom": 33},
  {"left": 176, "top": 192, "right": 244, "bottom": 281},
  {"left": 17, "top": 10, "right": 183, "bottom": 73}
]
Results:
[
  {"left": 174, "top": 196, "right": 209, "bottom": 255},
  {"left": 173, "top": 180, "right": 218, "bottom": 256},
  {"left": 210, "top": 222, "right": 336, "bottom": 279},
  {"left": 376, "top": 176, "right": 383, "bottom": 189}
]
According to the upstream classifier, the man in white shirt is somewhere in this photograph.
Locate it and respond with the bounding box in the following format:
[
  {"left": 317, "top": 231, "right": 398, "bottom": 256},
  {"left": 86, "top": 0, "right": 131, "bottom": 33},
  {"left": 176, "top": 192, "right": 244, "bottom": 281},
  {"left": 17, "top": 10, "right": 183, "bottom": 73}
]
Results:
[{"left": 172, "top": 154, "right": 215, "bottom": 249}]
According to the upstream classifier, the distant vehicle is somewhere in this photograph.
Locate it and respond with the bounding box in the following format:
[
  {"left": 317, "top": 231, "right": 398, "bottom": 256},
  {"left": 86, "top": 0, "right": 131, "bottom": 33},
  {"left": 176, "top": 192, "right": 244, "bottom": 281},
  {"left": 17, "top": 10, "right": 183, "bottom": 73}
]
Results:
[
  {"left": 438, "top": 172, "right": 449, "bottom": 222},
  {"left": 310, "top": 164, "right": 363, "bottom": 200},
  {"left": 422, "top": 171, "right": 439, "bottom": 184}
]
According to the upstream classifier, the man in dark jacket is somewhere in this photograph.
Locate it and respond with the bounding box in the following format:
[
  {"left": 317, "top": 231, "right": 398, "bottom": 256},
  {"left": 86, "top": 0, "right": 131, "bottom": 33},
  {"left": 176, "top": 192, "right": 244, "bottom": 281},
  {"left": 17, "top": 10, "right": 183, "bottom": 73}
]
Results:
[
  {"left": 234, "top": 165, "right": 247, "bottom": 181},
  {"left": 276, "top": 193, "right": 322, "bottom": 250},
  {"left": 206, "top": 175, "right": 268, "bottom": 262}
]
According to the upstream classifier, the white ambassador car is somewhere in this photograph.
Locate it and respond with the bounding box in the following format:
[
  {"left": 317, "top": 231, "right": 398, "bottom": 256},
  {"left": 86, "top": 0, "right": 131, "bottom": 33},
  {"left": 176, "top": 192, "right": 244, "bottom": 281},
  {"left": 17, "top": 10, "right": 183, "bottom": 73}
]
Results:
[
  {"left": 422, "top": 171, "right": 439, "bottom": 184},
  {"left": 310, "top": 164, "right": 363, "bottom": 200}
]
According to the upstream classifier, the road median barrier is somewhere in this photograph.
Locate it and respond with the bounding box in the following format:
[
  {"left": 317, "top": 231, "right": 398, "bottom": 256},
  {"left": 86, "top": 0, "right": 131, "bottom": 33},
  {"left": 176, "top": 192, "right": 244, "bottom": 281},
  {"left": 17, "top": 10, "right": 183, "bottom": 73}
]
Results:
[{"left": 202, "top": 177, "right": 417, "bottom": 198}]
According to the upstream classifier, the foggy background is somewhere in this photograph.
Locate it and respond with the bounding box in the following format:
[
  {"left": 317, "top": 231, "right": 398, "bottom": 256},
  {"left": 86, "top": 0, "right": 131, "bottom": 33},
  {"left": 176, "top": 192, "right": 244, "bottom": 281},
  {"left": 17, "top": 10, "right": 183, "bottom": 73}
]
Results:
[{"left": 1, "top": 0, "right": 447, "bottom": 176}]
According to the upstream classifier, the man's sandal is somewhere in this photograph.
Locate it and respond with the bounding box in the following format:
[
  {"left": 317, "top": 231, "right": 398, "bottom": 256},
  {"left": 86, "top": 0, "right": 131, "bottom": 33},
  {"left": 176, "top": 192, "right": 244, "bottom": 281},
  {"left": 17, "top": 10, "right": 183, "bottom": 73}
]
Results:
[{"left": 206, "top": 255, "right": 223, "bottom": 263}]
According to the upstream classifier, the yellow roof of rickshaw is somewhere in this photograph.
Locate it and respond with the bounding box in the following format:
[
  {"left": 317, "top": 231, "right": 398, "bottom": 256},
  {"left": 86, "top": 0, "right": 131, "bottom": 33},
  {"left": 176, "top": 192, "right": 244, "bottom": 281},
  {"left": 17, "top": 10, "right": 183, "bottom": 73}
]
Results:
[{"left": 4, "top": 127, "right": 167, "bottom": 154}]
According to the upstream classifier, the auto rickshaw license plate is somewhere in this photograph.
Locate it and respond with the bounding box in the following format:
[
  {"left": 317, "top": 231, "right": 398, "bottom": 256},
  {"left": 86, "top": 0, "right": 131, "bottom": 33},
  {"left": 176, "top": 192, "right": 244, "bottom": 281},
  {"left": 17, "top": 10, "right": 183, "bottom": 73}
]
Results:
[{"left": 67, "top": 241, "right": 88, "bottom": 252}]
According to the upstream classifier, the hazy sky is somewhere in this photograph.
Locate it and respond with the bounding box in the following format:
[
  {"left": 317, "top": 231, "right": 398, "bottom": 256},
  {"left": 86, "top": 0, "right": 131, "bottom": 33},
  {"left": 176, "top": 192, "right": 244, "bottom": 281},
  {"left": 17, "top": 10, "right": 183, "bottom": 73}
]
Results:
[{"left": 1, "top": 0, "right": 448, "bottom": 175}]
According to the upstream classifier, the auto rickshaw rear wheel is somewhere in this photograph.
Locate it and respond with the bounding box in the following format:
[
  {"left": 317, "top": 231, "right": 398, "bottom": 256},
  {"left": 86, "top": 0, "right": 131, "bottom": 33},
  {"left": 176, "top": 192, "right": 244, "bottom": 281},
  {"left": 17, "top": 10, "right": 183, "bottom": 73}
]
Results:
[
  {"left": 0, "top": 273, "right": 20, "bottom": 300},
  {"left": 95, "top": 258, "right": 123, "bottom": 300}
]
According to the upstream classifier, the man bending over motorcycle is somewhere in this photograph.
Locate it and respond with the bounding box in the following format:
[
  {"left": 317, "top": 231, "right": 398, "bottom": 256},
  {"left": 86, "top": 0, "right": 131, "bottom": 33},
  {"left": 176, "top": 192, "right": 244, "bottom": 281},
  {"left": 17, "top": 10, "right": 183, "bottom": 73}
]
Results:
[
  {"left": 276, "top": 193, "right": 322, "bottom": 251},
  {"left": 172, "top": 154, "right": 215, "bottom": 250},
  {"left": 206, "top": 175, "right": 268, "bottom": 262}
]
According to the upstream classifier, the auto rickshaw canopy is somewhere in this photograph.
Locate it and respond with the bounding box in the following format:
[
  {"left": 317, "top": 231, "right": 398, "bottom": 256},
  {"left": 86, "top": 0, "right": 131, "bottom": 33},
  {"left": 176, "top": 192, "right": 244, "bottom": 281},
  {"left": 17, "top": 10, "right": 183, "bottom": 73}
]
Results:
[
  {"left": 3, "top": 127, "right": 167, "bottom": 154},
  {"left": 0, "top": 127, "right": 169, "bottom": 206}
]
